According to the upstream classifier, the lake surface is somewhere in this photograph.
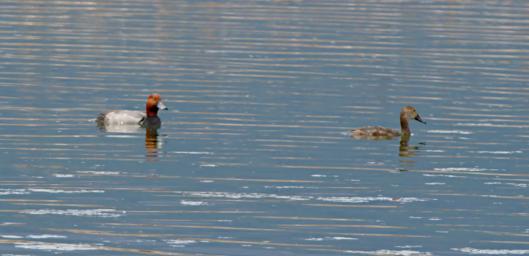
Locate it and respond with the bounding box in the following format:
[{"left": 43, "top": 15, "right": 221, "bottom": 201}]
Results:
[{"left": 1, "top": 1, "right": 529, "bottom": 255}]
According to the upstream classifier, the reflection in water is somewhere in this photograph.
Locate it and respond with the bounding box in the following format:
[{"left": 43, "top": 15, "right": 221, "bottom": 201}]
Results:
[
  {"left": 145, "top": 128, "right": 161, "bottom": 160},
  {"left": 399, "top": 133, "right": 415, "bottom": 157},
  {"left": 96, "top": 124, "right": 143, "bottom": 134},
  {"left": 96, "top": 123, "right": 162, "bottom": 160},
  {"left": 399, "top": 133, "right": 426, "bottom": 171}
]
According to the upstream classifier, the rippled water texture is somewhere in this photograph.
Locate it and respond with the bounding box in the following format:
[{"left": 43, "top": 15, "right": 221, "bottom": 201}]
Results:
[{"left": 1, "top": 1, "right": 529, "bottom": 255}]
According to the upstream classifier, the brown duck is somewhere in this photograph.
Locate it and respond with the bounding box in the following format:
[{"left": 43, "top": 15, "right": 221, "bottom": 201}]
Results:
[{"left": 351, "top": 106, "right": 426, "bottom": 139}]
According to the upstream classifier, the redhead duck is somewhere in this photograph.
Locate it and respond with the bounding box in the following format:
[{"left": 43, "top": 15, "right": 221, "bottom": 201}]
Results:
[
  {"left": 96, "top": 94, "right": 168, "bottom": 130},
  {"left": 351, "top": 106, "right": 426, "bottom": 139}
]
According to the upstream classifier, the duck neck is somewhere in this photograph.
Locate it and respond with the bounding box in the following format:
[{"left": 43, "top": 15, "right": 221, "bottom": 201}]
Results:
[
  {"left": 400, "top": 112, "right": 411, "bottom": 135},
  {"left": 146, "top": 104, "right": 158, "bottom": 117}
]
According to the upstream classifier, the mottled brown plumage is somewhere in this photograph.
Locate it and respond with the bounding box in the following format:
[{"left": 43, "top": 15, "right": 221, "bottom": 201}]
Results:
[{"left": 351, "top": 106, "right": 426, "bottom": 139}]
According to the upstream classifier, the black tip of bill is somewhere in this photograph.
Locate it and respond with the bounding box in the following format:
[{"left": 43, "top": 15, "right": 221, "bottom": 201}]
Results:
[{"left": 415, "top": 115, "right": 427, "bottom": 124}]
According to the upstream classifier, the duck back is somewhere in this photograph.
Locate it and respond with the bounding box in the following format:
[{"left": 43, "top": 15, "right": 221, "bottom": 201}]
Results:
[
  {"left": 97, "top": 110, "right": 146, "bottom": 126},
  {"left": 351, "top": 126, "right": 400, "bottom": 139}
]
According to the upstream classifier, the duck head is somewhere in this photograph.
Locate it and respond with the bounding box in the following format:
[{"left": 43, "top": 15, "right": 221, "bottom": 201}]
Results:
[
  {"left": 146, "top": 94, "right": 168, "bottom": 117},
  {"left": 402, "top": 106, "right": 426, "bottom": 124}
]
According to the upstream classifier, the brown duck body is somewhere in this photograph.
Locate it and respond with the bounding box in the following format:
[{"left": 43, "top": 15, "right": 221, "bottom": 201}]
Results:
[
  {"left": 351, "top": 126, "right": 401, "bottom": 139},
  {"left": 351, "top": 106, "right": 425, "bottom": 139}
]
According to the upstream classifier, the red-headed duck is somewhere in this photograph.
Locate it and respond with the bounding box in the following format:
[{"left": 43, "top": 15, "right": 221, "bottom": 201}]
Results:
[
  {"left": 96, "top": 94, "right": 168, "bottom": 129},
  {"left": 351, "top": 106, "right": 426, "bottom": 139}
]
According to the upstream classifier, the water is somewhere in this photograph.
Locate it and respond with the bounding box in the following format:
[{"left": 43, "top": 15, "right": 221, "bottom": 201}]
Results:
[{"left": 1, "top": 1, "right": 529, "bottom": 255}]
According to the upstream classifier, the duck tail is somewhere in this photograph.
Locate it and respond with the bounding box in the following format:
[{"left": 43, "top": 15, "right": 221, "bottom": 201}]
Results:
[{"left": 95, "top": 112, "right": 106, "bottom": 126}]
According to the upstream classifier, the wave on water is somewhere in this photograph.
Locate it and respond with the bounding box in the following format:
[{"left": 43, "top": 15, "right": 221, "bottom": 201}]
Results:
[{"left": 452, "top": 247, "right": 529, "bottom": 255}]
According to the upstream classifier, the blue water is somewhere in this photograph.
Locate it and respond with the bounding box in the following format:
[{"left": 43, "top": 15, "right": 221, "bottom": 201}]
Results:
[{"left": 1, "top": 1, "right": 529, "bottom": 255}]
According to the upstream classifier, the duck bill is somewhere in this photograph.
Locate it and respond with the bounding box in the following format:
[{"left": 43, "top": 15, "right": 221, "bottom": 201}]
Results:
[
  {"left": 414, "top": 114, "right": 426, "bottom": 124},
  {"left": 157, "top": 101, "right": 168, "bottom": 111}
]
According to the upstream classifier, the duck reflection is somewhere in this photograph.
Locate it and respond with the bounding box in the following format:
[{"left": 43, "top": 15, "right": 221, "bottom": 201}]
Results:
[
  {"left": 399, "top": 133, "right": 425, "bottom": 157},
  {"left": 398, "top": 133, "right": 426, "bottom": 170},
  {"left": 96, "top": 124, "right": 163, "bottom": 160},
  {"left": 145, "top": 128, "right": 161, "bottom": 160},
  {"left": 399, "top": 133, "right": 415, "bottom": 157}
]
